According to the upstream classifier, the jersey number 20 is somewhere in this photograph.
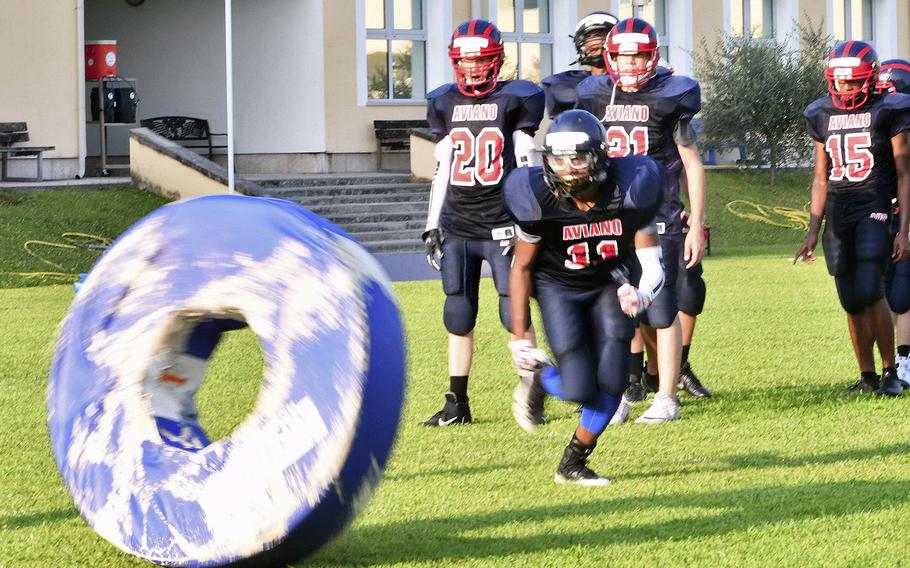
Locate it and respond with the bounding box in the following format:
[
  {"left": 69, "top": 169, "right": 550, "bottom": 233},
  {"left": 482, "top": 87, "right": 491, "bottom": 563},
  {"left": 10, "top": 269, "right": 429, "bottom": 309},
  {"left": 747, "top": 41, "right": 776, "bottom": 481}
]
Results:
[
  {"left": 450, "top": 127, "right": 504, "bottom": 186},
  {"left": 565, "top": 240, "right": 619, "bottom": 269},
  {"left": 825, "top": 132, "right": 873, "bottom": 182}
]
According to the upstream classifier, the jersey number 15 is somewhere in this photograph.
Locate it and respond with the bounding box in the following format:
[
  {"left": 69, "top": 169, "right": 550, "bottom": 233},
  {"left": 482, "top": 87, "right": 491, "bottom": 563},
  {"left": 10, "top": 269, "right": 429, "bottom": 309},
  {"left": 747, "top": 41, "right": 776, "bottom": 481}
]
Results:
[{"left": 825, "top": 132, "right": 873, "bottom": 182}]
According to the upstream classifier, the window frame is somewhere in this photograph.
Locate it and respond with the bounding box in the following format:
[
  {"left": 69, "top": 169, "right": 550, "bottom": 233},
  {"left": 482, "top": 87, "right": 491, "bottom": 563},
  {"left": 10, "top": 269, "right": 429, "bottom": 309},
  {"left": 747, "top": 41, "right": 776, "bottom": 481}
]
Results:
[
  {"left": 488, "top": 0, "right": 555, "bottom": 83},
  {"left": 613, "top": 0, "right": 670, "bottom": 63},
  {"left": 363, "top": 0, "right": 428, "bottom": 105},
  {"left": 728, "top": 0, "right": 776, "bottom": 40}
]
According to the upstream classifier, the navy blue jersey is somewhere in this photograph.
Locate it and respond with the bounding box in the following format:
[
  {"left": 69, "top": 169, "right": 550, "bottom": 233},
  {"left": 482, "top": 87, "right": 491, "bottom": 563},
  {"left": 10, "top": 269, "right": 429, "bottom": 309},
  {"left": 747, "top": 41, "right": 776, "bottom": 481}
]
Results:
[
  {"left": 804, "top": 93, "right": 910, "bottom": 204},
  {"left": 541, "top": 70, "right": 591, "bottom": 119},
  {"left": 503, "top": 155, "right": 664, "bottom": 291},
  {"left": 575, "top": 68, "right": 700, "bottom": 236},
  {"left": 426, "top": 80, "right": 545, "bottom": 240}
]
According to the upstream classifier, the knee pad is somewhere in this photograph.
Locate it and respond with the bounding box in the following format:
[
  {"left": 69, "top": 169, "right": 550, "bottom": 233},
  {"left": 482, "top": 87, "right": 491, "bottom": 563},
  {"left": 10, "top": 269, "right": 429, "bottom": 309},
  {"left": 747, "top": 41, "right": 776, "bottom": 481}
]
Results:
[
  {"left": 596, "top": 342, "right": 632, "bottom": 397},
  {"left": 640, "top": 286, "right": 678, "bottom": 329},
  {"left": 677, "top": 260, "right": 706, "bottom": 316},
  {"left": 836, "top": 266, "right": 883, "bottom": 314},
  {"left": 440, "top": 239, "right": 481, "bottom": 335},
  {"left": 444, "top": 295, "right": 478, "bottom": 335}
]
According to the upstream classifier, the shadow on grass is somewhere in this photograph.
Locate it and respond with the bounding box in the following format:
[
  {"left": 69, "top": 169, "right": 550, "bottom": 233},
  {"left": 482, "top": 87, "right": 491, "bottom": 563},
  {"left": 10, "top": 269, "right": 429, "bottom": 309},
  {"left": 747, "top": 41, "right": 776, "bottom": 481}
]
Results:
[
  {"left": 622, "top": 440, "right": 910, "bottom": 481},
  {"left": 385, "top": 463, "right": 514, "bottom": 482},
  {"left": 310, "top": 479, "right": 910, "bottom": 566},
  {"left": 0, "top": 507, "right": 79, "bottom": 530}
]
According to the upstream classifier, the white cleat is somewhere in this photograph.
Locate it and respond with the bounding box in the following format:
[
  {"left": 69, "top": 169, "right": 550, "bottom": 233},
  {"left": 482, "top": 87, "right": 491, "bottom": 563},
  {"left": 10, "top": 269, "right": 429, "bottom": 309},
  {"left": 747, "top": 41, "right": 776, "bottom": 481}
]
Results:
[
  {"left": 897, "top": 355, "right": 910, "bottom": 388},
  {"left": 634, "top": 392, "right": 680, "bottom": 424},
  {"left": 609, "top": 396, "right": 633, "bottom": 425}
]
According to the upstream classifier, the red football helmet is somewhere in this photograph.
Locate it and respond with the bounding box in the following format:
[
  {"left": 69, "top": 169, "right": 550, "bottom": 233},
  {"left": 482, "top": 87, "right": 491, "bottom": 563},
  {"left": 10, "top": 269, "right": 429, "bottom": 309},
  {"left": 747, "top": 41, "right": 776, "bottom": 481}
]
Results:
[
  {"left": 604, "top": 18, "right": 660, "bottom": 90},
  {"left": 825, "top": 41, "right": 879, "bottom": 110},
  {"left": 449, "top": 19, "right": 505, "bottom": 97}
]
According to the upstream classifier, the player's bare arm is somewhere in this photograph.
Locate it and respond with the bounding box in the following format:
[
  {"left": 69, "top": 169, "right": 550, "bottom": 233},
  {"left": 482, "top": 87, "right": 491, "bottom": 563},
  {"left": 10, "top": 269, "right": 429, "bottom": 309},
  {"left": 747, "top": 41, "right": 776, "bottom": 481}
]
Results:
[
  {"left": 509, "top": 237, "right": 540, "bottom": 339},
  {"left": 678, "top": 142, "right": 706, "bottom": 267},
  {"left": 795, "top": 140, "right": 830, "bottom": 264},
  {"left": 892, "top": 131, "right": 910, "bottom": 262}
]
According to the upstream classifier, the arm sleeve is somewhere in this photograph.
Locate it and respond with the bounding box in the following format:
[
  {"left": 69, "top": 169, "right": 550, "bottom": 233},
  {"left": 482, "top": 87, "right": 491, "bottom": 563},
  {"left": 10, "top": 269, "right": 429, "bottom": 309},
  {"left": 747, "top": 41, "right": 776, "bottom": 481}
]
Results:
[
  {"left": 513, "top": 130, "right": 540, "bottom": 167},
  {"left": 515, "top": 89, "right": 546, "bottom": 132},
  {"left": 804, "top": 106, "right": 824, "bottom": 142},
  {"left": 424, "top": 136, "right": 453, "bottom": 232},
  {"left": 635, "top": 245, "right": 665, "bottom": 302},
  {"left": 672, "top": 83, "right": 702, "bottom": 145},
  {"left": 426, "top": 97, "right": 447, "bottom": 137},
  {"left": 888, "top": 95, "right": 910, "bottom": 138}
]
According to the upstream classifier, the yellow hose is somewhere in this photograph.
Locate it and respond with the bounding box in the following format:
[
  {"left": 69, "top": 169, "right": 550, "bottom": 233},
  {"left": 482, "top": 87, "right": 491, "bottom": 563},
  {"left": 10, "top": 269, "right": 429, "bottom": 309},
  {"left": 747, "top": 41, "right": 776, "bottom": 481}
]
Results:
[{"left": 725, "top": 200, "right": 811, "bottom": 231}]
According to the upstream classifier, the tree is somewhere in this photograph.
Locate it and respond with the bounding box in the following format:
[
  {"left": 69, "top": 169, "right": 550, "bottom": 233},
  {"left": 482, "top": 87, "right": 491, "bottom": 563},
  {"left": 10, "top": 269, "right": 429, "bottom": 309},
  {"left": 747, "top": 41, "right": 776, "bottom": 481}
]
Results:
[{"left": 694, "top": 19, "right": 831, "bottom": 184}]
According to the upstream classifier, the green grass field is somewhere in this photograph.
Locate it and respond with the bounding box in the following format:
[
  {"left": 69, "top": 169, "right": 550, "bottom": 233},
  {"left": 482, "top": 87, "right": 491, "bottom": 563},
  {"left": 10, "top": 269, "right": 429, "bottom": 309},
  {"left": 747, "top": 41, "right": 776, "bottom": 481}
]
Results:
[{"left": 2, "top": 174, "right": 909, "bottom": 567}]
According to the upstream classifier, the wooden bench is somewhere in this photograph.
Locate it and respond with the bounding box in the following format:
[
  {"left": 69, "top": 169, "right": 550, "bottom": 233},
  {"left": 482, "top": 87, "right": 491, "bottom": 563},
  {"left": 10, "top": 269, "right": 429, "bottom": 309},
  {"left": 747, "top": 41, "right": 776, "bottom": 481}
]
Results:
[
  {"left": 373, "top": 119, "right": 428, "bottom": 170},
  {"left": 0, "top": 122, "right": 55, "bottom": 181},
  {"left": 139, "top": 116, "right": 227, "bottom": 160}
]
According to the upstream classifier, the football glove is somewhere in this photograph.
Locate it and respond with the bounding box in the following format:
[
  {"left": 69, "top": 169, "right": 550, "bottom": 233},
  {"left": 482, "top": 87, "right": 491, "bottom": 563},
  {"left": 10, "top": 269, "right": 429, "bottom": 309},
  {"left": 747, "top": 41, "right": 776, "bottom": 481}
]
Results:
[
  {"left": 508, "top": 339, "right": 553, "bottom": 372},
  {"left": 617, "top": 283, "right": 652, "bottom": 317},
  {"left": 423, "top": 228, "right": 443, "bottom": 271}
]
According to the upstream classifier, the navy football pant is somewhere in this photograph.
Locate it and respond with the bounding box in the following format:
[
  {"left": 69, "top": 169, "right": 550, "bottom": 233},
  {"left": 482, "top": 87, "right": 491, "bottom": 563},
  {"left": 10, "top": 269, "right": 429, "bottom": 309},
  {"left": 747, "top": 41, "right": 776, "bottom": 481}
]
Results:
[
  {"left": 534, "top": 277, "right": 633, "bottom": 434},
  {"left": 440, "top": 237, "right": 521, "bottom": 335},
  {"left": 823, "top": 209, "right": 890, "bottom": 315},
  {"left": 632, "top": 237, "right": 680, "bottom": 328}
]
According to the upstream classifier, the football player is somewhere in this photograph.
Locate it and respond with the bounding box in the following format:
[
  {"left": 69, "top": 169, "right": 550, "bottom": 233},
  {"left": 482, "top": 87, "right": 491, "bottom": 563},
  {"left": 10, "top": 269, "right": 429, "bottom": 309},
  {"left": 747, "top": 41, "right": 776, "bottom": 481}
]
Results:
[
  {"left": 575, "top": 18, "right": 708, "bottom": 423},
  {"left": 421, "top": 19, "right": 546, "bottom": 426},
  {"left": 540, "top": 11, "right": 618, "bottom": 119},
  {"left": 505, "top": 110, "right": 664, "bottom": 485},
  {"left": 876, "top": 58, "right": 910, "bottom": 393},
  {"left": 795, "top": 42, "right": 910, "bottom": 396}
]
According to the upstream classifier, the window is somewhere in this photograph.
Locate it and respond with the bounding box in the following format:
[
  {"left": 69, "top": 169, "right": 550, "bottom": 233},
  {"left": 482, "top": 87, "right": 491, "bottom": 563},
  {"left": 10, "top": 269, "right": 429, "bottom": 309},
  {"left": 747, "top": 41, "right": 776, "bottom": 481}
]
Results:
[
  {"left": 366, "top": 0, "right": 426, "bottom": 100},
  {"left": 729, "top": 0, "right": 775, "bottom": 39},
  {"left": 492, "top": 0, "right": 553, "bottom": 84},
  {"left": 617, "top": 0, "right": 669, "bottom": 62},
  {"left": 832, "top": 0, "right": 873, "bottom": 41}
]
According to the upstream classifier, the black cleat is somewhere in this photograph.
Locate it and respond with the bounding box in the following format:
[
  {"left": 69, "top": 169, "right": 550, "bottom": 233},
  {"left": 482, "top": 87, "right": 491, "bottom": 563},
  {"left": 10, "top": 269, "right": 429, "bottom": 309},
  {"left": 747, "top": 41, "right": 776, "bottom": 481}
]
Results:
[
  {"left": 421, "top": 392, "right": 472, "bottom": 426},
  {"left": 641, "top": 369, "right": 659, "bottom": 393},
  {"left": 847, "top": 375, "right": 879, "bottom": 394},
  {"left": 678, "top": 362, "right": 712, "bottom": 398},
  {"left": 513, "top": 371, "right": 547, "bottom": 433},
  {"left": 877, "top": 368, "right": 905, "bottom": 397},
  {"left": 554, "top": 437, "right": 610, "bottom": 486},
  {"left": 625, "top": 381, "right": 646, "bottom": 402}
]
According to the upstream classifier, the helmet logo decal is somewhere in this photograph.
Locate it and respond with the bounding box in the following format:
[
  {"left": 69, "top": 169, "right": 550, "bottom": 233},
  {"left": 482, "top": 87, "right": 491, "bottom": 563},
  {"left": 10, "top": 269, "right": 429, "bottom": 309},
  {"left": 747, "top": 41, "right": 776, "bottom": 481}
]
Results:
[
  {"left": 545, "top": 131, "right": 591, "bottom": 153},
  {"left": 452, "top": 36, "right": 491, "bottom": 57}
]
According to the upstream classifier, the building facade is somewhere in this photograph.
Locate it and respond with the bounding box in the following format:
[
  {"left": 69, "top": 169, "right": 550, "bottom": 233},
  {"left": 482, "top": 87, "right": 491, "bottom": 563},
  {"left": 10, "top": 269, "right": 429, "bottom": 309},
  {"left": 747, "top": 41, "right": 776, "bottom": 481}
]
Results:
[{"left": 1, "top": 0, "right": 908, "bottom": 180}]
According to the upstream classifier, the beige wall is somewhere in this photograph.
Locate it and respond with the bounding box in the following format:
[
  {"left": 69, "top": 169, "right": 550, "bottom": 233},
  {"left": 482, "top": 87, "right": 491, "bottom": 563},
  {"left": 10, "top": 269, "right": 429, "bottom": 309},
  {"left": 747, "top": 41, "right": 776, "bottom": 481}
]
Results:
[
  {"left": 130, "top": 137, "right": 228, "bottom": 200},
  {"left": 321, "top": 3, "right": 425, "bottom": 154},
  {"left": 0, "top": 0, "right": 80, "bottom": 160}
]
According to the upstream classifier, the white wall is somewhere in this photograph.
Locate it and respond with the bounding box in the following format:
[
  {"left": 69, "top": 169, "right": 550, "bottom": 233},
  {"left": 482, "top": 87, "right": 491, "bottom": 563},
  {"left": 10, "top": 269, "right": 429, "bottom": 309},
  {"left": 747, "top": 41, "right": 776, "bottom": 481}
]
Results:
[
  {"left": 84, "top": 0, "right": 325, "bottom": 156},
  {"left": 233, "top": 0, "right": 325, "bottom": 153}
]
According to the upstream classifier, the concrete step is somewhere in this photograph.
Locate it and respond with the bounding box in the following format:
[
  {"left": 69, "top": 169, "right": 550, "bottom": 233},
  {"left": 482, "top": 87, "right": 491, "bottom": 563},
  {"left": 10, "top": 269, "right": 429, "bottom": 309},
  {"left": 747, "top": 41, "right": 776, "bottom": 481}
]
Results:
[
  {"left": 305, "top": 200, "right": 428, "bottom": 216},
  {"left": 295, "top": 209, "right": 424, "bottom": 225},
  {"left": 332, "top": 219, "right": 427, "bottom": 233},
  {"left": 353, "top": 228, "right": 420, "bottom": 243},
  {"left": 359, "top": 239, "right": 424, "bottom": 254},
  {"left": 247, "top": 173, "right": 416, "bottom": 188},
  {"left": 263, "top": 182, "right": 429, "bottom": 198},
  {"left": 289, "top": 191, "right": 429, "bottom": 207}
]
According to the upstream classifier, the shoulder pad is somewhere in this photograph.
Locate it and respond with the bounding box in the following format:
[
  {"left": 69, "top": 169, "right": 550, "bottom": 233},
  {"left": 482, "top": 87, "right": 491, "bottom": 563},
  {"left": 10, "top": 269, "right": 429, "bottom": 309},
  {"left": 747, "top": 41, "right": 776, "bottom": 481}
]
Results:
[
  {"left": 803, "top": 97, "right": 829, "bottom": 120},
  {"left": 575, "top": 74, "right": 613, "bottom": 98},
  {"left": 501, "top": 80, "right": 545, "bottom": 98},
  {"left": 426, "top": 83, "right": 456, "bottom": 101},
  {"left": 656, "top": 75, "right": 700, "bottom": 102},
  {"left": 880, "top": 92, "right": 910, "bottom": 111},
  {"left": 503, "top": 167, "right": 544, "bottom": 223},
  {"left": 616, "top": 155, "right": 664, "bottom": 211}
]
